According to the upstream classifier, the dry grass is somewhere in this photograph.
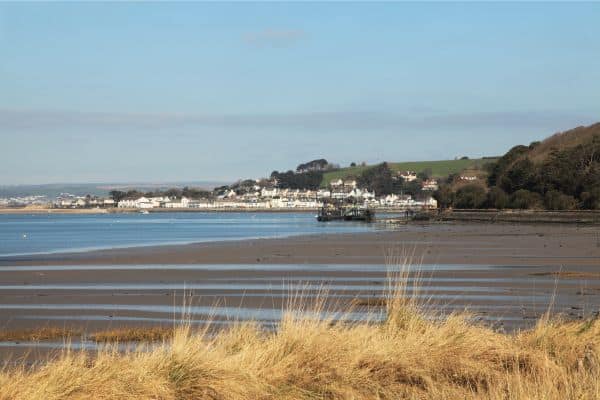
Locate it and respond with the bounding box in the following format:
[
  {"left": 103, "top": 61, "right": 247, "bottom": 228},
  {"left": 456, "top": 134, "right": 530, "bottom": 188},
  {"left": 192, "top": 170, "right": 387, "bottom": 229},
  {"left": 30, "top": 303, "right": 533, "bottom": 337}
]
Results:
[
  {"left": 0, "top": 327, "right": 78, "bottom": 342},
  {"left": 1, "top": 260, "right": 599, "bottom": 399},
  {"left": 531, "top": 271, "right": 600, "bottom": 279},
  {"left": 90, "top": 327, "right": 174, "bottom": 343},
  {"left": 351, "top": 297, "right": 388, "bottom": 307},
  {"left": 0, "top": 327, "right": 174, "bottom": 343}
]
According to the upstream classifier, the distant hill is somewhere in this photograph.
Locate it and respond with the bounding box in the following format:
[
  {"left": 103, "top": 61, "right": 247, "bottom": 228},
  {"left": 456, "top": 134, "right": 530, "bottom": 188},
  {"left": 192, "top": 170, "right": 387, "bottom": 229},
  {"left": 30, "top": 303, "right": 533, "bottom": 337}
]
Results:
[
  {"left": 0, "top": 181, "right": 226, "bottom": 199},
  {"left": 321, "top": 158, "right": 497, "bottom": 187}
]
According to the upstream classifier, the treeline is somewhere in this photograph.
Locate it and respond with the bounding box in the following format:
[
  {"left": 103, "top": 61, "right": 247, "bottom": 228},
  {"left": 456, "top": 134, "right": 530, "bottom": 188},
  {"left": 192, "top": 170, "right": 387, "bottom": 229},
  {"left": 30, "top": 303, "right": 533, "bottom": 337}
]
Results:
[
  {"left": 434, "top": 131, "right": 600, "bottom": 210},
  {"left": 356, "top": 162, "right": 427, "bottom": 196},
  {"left": 109, "top": 187, "right": 212, "bottom": 202},
  {"left": 296, "top": 159, "right": 330, "bottom": 173},
  {"left": 270, "top": 170, "right": 324, "bottom": 190}
]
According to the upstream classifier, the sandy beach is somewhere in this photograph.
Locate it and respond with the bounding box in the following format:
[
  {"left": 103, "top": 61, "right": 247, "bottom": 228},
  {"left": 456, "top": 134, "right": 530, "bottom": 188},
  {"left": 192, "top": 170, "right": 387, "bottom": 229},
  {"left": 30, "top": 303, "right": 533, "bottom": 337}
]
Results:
[{"left": 3, "top": 222, "right": 598, "bottom": 267}]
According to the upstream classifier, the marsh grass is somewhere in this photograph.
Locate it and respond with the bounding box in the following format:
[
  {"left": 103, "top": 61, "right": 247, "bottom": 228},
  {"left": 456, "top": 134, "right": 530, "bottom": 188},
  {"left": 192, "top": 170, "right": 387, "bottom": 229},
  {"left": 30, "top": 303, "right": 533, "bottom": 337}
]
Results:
[
  {"left": 0, "top": 327, "right": 174, "bottom": 343},
  {"left": 531, "top": 271, "right": 600, "bottom": 279},
  {"left": 90, "top": 327, "right": 174, "bottom": 343},
  {"left": 0, "top": 327, "right": 78, "bottom": 342},
  {"left": 1, "top": 255, "right": 599, "bottom": 399}
]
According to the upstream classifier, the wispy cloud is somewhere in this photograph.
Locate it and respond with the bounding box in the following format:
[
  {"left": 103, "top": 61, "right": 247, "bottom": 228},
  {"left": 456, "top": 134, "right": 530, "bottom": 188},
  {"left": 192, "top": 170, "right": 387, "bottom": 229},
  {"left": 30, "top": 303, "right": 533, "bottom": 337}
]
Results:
[
  {"left": 243, "top": 29, "right": 307, "bottom": 48},
  {"left": 0, "top": 108, "right": 595, "bottom": 133}
]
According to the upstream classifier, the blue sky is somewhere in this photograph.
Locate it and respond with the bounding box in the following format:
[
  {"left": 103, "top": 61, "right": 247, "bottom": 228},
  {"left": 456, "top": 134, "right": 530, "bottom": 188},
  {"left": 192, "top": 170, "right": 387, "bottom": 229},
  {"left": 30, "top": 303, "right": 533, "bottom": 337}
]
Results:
[{"left": 1, "top": 2, "right": 599, "bottom": 185}]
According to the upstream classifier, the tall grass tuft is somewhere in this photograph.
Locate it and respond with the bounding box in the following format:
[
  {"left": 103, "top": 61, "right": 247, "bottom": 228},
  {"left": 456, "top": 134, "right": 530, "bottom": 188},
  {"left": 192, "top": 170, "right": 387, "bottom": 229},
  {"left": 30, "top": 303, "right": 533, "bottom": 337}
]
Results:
[{"left": 1, "top": 256, "right": 599, "bottom": 399}]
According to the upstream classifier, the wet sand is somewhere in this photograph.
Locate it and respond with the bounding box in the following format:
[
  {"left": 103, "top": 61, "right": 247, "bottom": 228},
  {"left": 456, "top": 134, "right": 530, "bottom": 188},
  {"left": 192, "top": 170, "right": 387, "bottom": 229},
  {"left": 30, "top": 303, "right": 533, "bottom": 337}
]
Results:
[
  {"left": 1, "top": 223, "right": 599, "bottom": 361},
  {"left": 2, "top": 222, "right": 598, "bottom": 267},
  {"left": 2, "top": 260, "right": 600, "bottom": 361}
]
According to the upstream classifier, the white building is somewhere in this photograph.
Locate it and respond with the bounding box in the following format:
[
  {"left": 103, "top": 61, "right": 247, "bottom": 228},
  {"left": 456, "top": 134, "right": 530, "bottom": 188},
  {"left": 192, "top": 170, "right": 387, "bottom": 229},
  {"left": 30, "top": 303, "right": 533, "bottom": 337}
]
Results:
[
  {"left": 329, "top": 179, "right": 344, "bottom": 188},
  {"left": 347, "top": 188, "right": 375, "bottom": 200},
  {"left": 422, "top": 179, "right": 439, "bottom": 191},
  {"left": 380, "top": 194, "right": 412, "bottom": 207},
  {"left": 399, "top": 171, "right": 417, "bottom": 182},
  {"left": 217, "top": 189, "right": 237, "bottom": 200},
  {"left": 163, "top": 196, "right": 191, "bottom": 208},
  {"left": 343, "top": 180, "right": 357, "bottom": 189},
  {"left": 421, "top": 196, "right": 438, "bottom": 209},
  {"left": 118, "top": 197, "right": 155, "bottom": 209},
  {"left": 261, "top": 187, "right": 279, "bottom": 198},
  {"left": 317, "top": 189, "right": 331, "bottom": 199}
]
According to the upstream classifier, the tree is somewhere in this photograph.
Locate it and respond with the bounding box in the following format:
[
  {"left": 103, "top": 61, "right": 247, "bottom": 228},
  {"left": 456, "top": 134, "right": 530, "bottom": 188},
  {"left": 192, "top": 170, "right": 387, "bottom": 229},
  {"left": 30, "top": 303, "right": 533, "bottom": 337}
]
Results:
[
  {"left": 271, "top": 170, "right": 323, "bottom": 190},
  {"left": 510, "top": 189, "right": 543, "bottom": 209},
  {"left": 433, "top": 185, "right": 455, "bottom": 209},
  {"left": 499, "top": 158, "right": 538, "bottom": 193},
  {"left": 454, "top": 184, "right": 487, "bottom": 209},
  {"left": 357, "top": 162, "right": 394, "bottom": 195},
  {"left": 296, "top": 159, "right": 329, "bottom": 173},
  {"left": 581, "top": 187, "right": 600, "bottom": 210},
  {"left": 350, "top": 162, "right": 357, "bottom": 167},
  {"left": 109, "top": 190, "right": 127, "bottom": 203},
  {"left": 544, "top": 190, "right": 577, "bottom": 210},
  {"left": 486, "top": 187, "right": 509, "bottom": 209},
  {"left": 487, "top": 145, "right": 530, "bottom": 187},
  {"left": 417, "top": 168, "right": 432, "bottom": 180},
  {"left": 164, "top": 188, "right": 182, "bottom": 198},
  {"left": 403, "top": 180, "right": 423, "bottom": 196}
]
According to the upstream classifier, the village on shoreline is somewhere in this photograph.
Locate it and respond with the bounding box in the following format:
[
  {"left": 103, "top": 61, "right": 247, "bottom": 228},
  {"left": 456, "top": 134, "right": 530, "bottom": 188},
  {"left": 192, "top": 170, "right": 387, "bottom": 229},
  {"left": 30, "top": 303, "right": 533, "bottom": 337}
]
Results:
[{"left": 0, "top": 173, "right": 439, "bottom": 213}]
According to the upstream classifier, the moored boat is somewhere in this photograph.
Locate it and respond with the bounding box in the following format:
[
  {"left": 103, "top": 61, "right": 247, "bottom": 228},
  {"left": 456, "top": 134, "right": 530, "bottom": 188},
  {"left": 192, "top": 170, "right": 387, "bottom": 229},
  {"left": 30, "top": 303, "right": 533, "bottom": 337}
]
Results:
[{"left": 317, "top": 203, "right": 374, "bottom": 222}]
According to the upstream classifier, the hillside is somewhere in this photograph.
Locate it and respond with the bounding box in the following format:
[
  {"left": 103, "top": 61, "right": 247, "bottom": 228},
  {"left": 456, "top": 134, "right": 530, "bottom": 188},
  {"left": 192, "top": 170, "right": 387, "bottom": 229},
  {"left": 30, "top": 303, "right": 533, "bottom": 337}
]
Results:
[
  {"left": 528, "top": 122, "right": 600, "bottom": 163},
  {"left": 444, "top": 122, "right": 600, "bottom": 210},
  {"left": 321, "top": 158, "right": 497, "bottom": 187}
]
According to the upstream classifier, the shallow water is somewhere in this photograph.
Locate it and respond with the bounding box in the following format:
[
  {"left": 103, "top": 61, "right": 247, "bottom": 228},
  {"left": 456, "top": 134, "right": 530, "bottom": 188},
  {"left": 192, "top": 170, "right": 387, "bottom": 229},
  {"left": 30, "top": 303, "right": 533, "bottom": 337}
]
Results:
[
  {"left": 1, "top": 261, "right": 598, "bottom": 347},
  {"left": 0, "top": 283, "right": 512, "bottom": 292},
  {"left": 0, "top": 212, "right": 379, "bottom": 256},
  {"left": 0, "top": 303, "right": 384, "bottom": 322},
  {"left": 0, "top": 263, "right": 502, "bottom": 272}
]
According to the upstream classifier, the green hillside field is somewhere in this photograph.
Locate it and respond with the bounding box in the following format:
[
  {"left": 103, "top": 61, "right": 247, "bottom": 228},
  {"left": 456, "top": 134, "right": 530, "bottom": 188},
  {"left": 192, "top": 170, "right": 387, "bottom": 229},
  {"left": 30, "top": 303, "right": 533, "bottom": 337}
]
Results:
[{"left": 321, "top": 158, "right": 498, "bottom": 187}]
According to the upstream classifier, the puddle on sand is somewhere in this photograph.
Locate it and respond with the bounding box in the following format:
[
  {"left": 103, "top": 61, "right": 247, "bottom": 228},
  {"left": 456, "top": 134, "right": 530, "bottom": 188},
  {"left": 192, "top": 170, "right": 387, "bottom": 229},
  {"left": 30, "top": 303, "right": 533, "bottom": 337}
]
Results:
[{"left": 0, "top": 263, "right": 503, "bottom": 273}]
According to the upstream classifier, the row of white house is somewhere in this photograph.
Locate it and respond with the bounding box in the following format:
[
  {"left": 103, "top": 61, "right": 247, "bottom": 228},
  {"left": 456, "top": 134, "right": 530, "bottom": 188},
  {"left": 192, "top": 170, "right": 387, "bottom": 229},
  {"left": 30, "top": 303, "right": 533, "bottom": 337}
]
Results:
[
  {"left": 116, "top": 194, "right": 437, "bottom": 210},
  {"left": 117, "top": 196, "right": 190, "bottom": 209},
  {"left": 217, "top": 187, "right": 377, "bottom": 202},
  {"left": 56, "top": 197, "right": 115, "bottom": 208},
  {"left": 378, "top": 194, "right": 437, "bottom": 208}
]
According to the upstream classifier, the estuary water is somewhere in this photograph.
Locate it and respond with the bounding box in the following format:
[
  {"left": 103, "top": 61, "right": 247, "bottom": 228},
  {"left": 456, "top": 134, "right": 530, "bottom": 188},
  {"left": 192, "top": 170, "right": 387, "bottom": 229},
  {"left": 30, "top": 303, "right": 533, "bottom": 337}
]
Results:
[{"left": 0, "top": 212, "right": 378, "bottom": 257}]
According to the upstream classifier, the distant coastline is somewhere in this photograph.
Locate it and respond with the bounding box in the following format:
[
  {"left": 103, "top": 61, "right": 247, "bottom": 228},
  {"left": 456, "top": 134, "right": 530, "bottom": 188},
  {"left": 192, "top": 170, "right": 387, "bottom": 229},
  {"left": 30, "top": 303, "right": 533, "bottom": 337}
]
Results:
[
  {"left": 0, "top": 206, "right": 322, "bottom": 214},
  {"left": 0, "top": 206, "right": 412, "bottom": 215},
  {"left": 2, "top": 207, "right": 600, "bottom": 225}
]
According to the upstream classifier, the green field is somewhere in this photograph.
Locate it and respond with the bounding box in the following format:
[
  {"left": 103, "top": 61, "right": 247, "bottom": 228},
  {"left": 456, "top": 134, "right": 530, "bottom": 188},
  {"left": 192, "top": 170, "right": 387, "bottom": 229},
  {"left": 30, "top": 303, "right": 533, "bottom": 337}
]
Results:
[{"left": 321, "top": 158, "right": 497, "bottom": 187}]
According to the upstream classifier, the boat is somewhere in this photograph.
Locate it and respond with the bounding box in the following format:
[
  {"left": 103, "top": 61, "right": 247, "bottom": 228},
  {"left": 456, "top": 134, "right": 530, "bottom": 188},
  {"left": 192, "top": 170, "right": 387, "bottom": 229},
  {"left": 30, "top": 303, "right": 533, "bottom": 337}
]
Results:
[
  {"left": 317, "top": 201, "right": 374, "bottom": 222},
  {"left": 139, "top": 210, "right": 150, "bottom": 214}
]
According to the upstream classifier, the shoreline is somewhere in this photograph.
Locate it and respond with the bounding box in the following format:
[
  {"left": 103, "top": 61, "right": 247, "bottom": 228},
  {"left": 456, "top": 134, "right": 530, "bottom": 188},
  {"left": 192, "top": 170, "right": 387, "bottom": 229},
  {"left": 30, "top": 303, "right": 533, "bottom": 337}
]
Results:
[
  {"left": 0, "top": 207, "right": 418, "bottom": 215},
  {"left": 3, "top": 207, "right": 600, "bottom": 225},
  {"left": 2, "top": 222, "right": 598, "bottom": 267},
  {"left": 0, "top": 207, "right": 320, "bottom": 214}
]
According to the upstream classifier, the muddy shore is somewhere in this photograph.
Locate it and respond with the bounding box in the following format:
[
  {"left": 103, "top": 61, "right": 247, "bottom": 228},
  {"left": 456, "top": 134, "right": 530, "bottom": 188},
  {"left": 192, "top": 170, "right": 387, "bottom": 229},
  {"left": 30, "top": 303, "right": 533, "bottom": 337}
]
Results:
[
  {"left": 2, "top": 222, "right": 598, "bottom": 267},
  {"left": 1, "top": 222, "right": 598, "bottom": 361}
]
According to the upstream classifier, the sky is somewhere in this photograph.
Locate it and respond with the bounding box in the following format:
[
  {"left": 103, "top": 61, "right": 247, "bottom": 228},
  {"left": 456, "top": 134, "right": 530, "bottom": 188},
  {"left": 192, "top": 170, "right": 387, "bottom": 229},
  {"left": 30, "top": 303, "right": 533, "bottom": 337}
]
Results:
[{"left": 1, "top": 2, "right": 599, "bottom": 185}]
